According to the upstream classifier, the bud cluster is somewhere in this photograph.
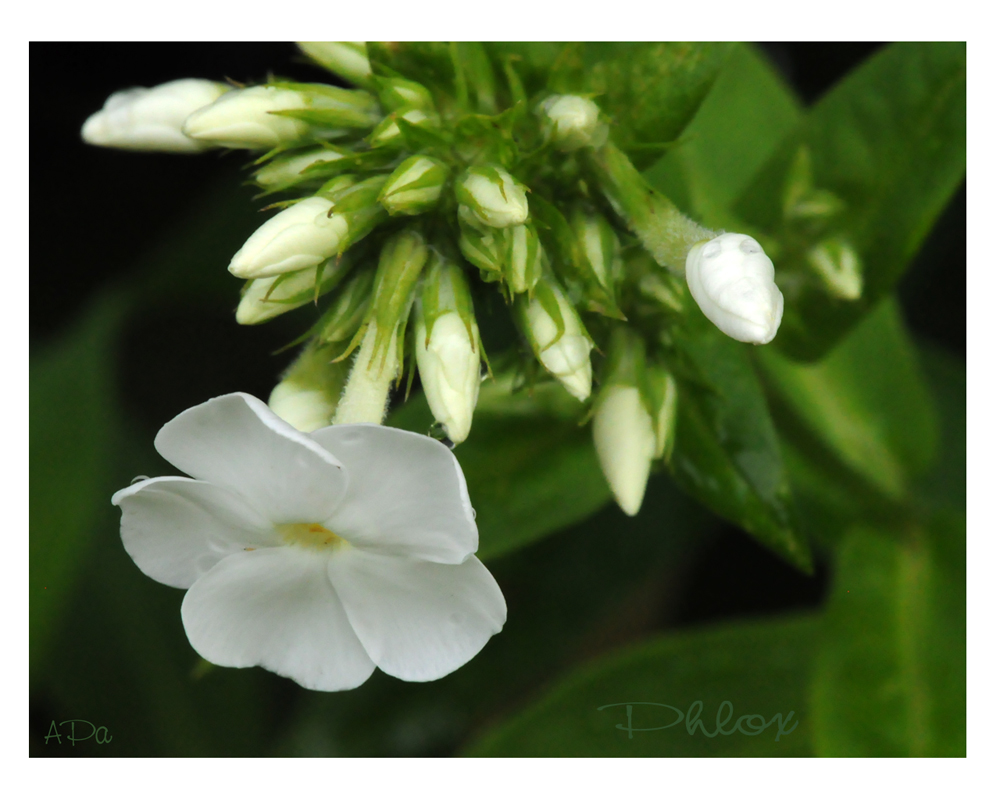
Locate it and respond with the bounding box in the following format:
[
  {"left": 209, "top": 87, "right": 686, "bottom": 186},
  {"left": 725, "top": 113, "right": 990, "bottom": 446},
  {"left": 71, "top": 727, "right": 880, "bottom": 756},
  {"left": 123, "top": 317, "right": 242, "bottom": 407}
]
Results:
[{"left": 82, "top": 42, "right": 785, "bottom": 517}]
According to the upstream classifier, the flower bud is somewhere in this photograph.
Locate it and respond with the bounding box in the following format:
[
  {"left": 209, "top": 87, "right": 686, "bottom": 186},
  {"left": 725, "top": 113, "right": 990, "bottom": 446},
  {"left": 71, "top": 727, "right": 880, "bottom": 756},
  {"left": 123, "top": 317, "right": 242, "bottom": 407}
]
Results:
[
  {"left": 298, "top": 42, "right": 372, "bottom": 86},
  {"left": 253, "top": 146, "right": 346, "bottom": 189},
  {"left": 570, "top": 207, "right": 623, "bottom": 316},
  {"left": 268, "top": 342, "right": 349, "bottom": 432},
  {"left": 414, "top": 256, "right": 481, "bottom": 443},
  {"left": 503, "top": 223, "right": 544, "bottom": 295},
  {"left": 368, "top": 108, "right": 440, "bottom": 148},
  {"left": 646, "top": 365, "right": 678, "bottom": 460},
  {"left": 538, "top": 94, "right": 607, "bottom": 151},
  {"left": 369, "top": 230, "right": 430, "bottom": 361},
  {"left": 685, "top": 233, "right": 784, "bottom": 345},
  {"left": 455, "top": 165, "right": 529, "bottom": 228},
  {"left": 516, "top": 278, "right": 593, "bottom": 401},
  {"left": 81, "top": 79, "right": 229, "bottom": 153},
  {"left": 379, "top": 155, "right": 449, "bottom": 216},
  {"left": 183, "top": 84, "right": 378, "bottom": 149},
  {"left": 236, "top": 252, "right": 355, "bottom": 325},
  {"left": 457, "top": 208, "right": 505, "bottom": 278},
  {"left": 593, "top": 385, "right": 657, "bottom": 516},
  {"left": 374, "top": 76, "right": 435, "bottom": 112},
  {"left": 317, "top": 269, "right": 375, "bottom": 344},
  {"left": 229, "top": 177, "right": 387, "bottom": 279},
  {"left": 229, "top": 197, "right": 346, "bottom": 279}
]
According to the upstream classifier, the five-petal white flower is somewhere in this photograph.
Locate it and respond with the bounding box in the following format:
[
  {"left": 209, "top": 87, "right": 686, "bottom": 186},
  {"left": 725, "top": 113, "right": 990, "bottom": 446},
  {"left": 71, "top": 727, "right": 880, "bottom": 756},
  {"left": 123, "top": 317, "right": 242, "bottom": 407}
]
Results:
[{"left": 112, "top": 393, "right": 506, "bottom": 691}]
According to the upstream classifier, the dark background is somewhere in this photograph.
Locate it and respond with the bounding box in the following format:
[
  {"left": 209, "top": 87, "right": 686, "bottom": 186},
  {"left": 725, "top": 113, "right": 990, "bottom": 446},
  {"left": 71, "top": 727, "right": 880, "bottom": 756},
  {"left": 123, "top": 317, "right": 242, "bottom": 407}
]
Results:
[{"left": 29, "top": 43, "right": 965, "bottom": 755}]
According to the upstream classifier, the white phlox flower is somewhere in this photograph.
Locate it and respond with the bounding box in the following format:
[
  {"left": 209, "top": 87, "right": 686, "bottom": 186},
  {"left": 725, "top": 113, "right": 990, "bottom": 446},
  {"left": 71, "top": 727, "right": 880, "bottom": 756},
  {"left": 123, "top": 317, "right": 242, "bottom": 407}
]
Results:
[
  {"left": 81, "top": 79, "right": 229, "bottom": 153},
  {"left": 112, "top": 393, "right": 506, "bottom": 691},
  {"left": 685, "top": 232, "right": 784, "bottom": 345}
]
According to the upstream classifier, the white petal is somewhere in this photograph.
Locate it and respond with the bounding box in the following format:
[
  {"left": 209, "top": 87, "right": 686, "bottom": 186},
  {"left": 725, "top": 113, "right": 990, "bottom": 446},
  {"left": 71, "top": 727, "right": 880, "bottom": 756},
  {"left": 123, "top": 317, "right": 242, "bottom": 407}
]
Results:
[
  {"left": 310, "top": 424, "right": 477, "bottom": 564},
  {"left": 113, "top": 476, "right": 278, "bottom": 589},
  {"left": 154, "top": 393, "right": 347, "bottom": 524},
  {"left": 329, "top": 550, "right": 506, "bottom": 682},
  {"left": 181, "top": 547, "right": 375, "bottom": 691}
]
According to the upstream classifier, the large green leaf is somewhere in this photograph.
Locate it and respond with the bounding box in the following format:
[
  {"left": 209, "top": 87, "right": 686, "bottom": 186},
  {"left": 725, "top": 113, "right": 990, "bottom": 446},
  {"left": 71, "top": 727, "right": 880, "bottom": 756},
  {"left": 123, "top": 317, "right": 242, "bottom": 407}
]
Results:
[
  {"left": 810, "top": 514, "right": 966, "bottom": 756},
  {"left": 30, "top": 290, "right": 128, "bottom": 679},
  {"left": 464, "top": 615, "right": 819, "bottom": 757},
  {"left": 757, "top": 298, "right": 939, "bottom": 505},
  {"left": 734, "top": 42, "right": 966, "bottom": 360},
  {"left": 388, "top": 387, "right": 610, "bottom": 560},
  {"left": 644, "top": 43, "right": 802, "bottom": 222},
  {"left": 669, "top": 310, "right": 810, "bottom": 572},
  {"left": 549, "top": 43, "right": 733, "bottom": 169}
]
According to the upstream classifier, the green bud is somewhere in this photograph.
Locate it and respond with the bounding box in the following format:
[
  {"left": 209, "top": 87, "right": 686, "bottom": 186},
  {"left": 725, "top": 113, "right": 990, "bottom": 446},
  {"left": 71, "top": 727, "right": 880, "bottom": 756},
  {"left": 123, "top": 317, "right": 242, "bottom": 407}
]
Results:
[
  {"left": 515, "top": 276, "right": 593, "bottom": 401},
  {"left": 253, "top": 145, "right": 347, "bottom": 190},
  {"left": 236, "top": 254, "right": 353, "bottom": 325},
  {"left": 455, "top": 165, "right": 529, "bottom": 228},
  {"left": 570, "top": 207, "right": 624, "bottom": 317},
  {"left": 379, "top": 155, "right": 449, "bottom": 216},
  {"left": 807, "top": 236, "right": 863, "bottom": 300},
  {"left": 268, "top": 341, "right": 350, "bottom": 432},
  {"left": 370, "top": 229, "right": 430, "bottom": 361},
  {"left": 646, "top": 364, "right": 678, "bottom": 461},
  {"left": 373, "top": 76, "right": 435, "bottom": 112},
  {"left": 503, "top": 223, "right": 544, "bottom": 295},
  {"left": 316, "top": 268, "right": 376, "bottom": 343},
  {"left": 297, "top": 42, "right": 372, "bottom": 87},
  {"left": 458, "top": 208, "right": 505, "bottom": 277},
  {"left": 368, "top": 108, "right": 441, "bottom": 148}
]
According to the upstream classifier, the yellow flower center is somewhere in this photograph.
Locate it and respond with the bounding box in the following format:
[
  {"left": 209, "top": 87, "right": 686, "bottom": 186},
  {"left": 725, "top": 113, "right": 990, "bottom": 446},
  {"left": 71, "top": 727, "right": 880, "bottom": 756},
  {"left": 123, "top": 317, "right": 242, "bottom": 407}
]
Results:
[{"left": 277, "top": 522, "right": 347, "bottom": 551}]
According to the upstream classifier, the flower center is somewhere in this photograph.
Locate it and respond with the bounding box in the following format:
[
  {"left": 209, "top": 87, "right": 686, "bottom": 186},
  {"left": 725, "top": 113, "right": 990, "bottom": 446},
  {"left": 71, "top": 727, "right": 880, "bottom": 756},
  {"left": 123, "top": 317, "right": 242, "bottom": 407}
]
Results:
[{"left": 277, "top": 522, "right": 347, "bottom": 551}]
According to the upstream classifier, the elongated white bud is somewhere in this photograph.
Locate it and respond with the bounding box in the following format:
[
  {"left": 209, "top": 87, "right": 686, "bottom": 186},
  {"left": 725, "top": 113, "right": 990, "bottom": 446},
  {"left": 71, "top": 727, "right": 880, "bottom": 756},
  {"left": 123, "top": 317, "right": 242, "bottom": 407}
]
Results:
[
  {"left": 685, "top": 233, "right": 784, "bottom": 344},
  {"left": 517, "top": 280, "right": 593, "bottom": 401},
  {"left": 593, "top": 385, "right": 657, "bottom": 516},
  {"left": 183, "top": 86, "right": 312, "bottom": 149},
  {"left": 416, "top": 312, "right": 480, "bottom": 444},
  {"left": 229, "top": 197, "right": 347, "bottom": 279},
  {"left": 268, "top": 342, "right": 348, "bottom": 432},
  {"left": 253, "top": 146, "right": 346, "bottom": 189},
  {"left": 81, "top": 79, "right": 229, "bottom": 153},
  {"left": 298, "top": 42, "right": 371, "bottom": 86},
  {"left": 379, "top": 155, "right": 449, "bottom": 216},
  {"left": 538, "top": 94, "right": 607, "bottom": 151},
  {"left": 455, "top": 166, "right": 529, "bottom": 228}
]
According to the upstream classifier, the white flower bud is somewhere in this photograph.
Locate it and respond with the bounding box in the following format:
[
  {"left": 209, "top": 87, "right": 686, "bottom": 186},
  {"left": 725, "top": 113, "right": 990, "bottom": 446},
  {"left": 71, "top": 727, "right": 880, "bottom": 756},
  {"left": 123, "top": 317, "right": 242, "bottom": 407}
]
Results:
[
  {"left": 81, "top": 79, "right": 229, "bottom": 153},
  {"left": 369, "top": 108, "right": 439, "bottom": 148},
  {"left": 456, "top": 166, "right": 529, "bottom": 228},
  {"left": 685, "top": 233, "right": 784, "bottom": 345},
  {"left": 183, "top": 86, "right": 314, "bottom": 149},
  {"left": 236, "top": 269, "right": 316, "bottom": 325},
  {"left": 298, "top": 42, "right": 371, "bottom": 86},
  {"left": 268, "top": 342, "right": 348, "bottom": 432},
  {"left": 592, "top": 385, "right": 657, "bottom": 516},
  {"left": 416, "top": 312, "right": 480, "bottom": 444},
  {"left": 538, "top": 94, "right": 607, "bottom": 151},
  {"left": 229, "top": 197, "right": 347, "bottom": 279},
  {"left": 518, "top": 281, "right": 593, "bottom": 402},
  {"left": 379, "top": 155, "right": 448, "bottom": 216},
  {"left": 254, "top": 146, "right": 346, "bottom": 189}
]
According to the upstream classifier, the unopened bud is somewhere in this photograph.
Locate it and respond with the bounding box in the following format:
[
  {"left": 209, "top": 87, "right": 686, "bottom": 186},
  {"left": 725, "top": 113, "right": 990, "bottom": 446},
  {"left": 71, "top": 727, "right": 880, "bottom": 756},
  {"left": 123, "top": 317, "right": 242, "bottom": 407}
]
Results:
[
  {"left": 457, "top": 208, "right": 505, "bottom": 278},
  {"left": 183, "top": 83, "right": 378, "bottom": 149},
  {"left": 81, "top": 79, "right": 229, "bottom": 153},
  {"left": 268, "top": 342, "right": 349, "bottom": 432},
  {"left": 593, "top": 385, "right": 657, "bottom": 516},
  {"left": 317, "top": 269, "right": 375, "bottom": 344},
  {"left": 570, "top": 208, "right": 623, "bottom": 315},
  {"left": 516, "top": 278, "right": 593, "bottom": 401},
  {"left": 369, "top": 230, "right": 429, "bottom": 362},
  {"left": 379, "top": 155, "right": 449, "bottom": 216},
  {"left": 369, "top": 108, "right": 440, "bottom": 148},
  {"left": 646, "top": 366, "right": 678, "bottom": 460},
  {"left": 455, "top": 165, "right": 529, "bottom": 228},
  {"left": 415, "top": 258, "right": 481, "bottom": 443},
  {"left": 236, "top": 253, "right": 354, "bottom": 325},
  {"left": 298, "top": 42, "right": 372, "bottom": 86},
  {"left": 374, "top": 76, "right": 435, "bottom": 112},
  {"left": 254, "top": 146, "right": 346, "bottom": 189},
  {"left": 686, "top": 233, "right": 784, "bottom": 345},
  {"left": 503, "top": 223, "right": 544, "bottom": 295},
  {"left": 538, "top": 94, "right": 608, "bottom": 151}
]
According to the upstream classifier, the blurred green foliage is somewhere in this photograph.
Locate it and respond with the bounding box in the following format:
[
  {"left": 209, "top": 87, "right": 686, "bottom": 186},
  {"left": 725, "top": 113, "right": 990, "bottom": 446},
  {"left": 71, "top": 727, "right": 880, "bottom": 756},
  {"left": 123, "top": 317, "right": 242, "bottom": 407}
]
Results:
[{"left": 30, "top": 42, "right": 964, "bottom": 757}]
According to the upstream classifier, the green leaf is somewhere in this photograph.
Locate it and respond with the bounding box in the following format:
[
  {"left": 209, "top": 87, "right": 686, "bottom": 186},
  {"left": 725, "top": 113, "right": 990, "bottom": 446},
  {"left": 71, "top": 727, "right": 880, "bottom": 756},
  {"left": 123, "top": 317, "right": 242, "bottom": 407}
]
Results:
[
  {"left": 549, "top": 43, "right": 734, "bottom": 169},
  {"left": 388, "top": 389, "right": 611, "bottom": 560},
  {"left": 644, "top": 43, "right": 802, "bottom": 223},
  {"left": 734, "top": 42, "right": 966, "bottom": 360},
  {"left": 30, "top": 290, "right": 128, "bottom": 680},
  {"left": 669, "top": 313, "right": 810, "bottom": 572},
  {"left": 757, "top": 298, "right": 938, "bottom": 505},
  {"left": 810, "top": 514, "right": 966, "bottom": 756},
  {"left": 464, "top": 615, "right": 819, "bottom": 756}
]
